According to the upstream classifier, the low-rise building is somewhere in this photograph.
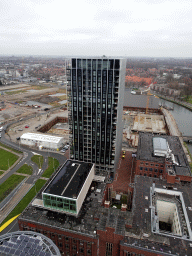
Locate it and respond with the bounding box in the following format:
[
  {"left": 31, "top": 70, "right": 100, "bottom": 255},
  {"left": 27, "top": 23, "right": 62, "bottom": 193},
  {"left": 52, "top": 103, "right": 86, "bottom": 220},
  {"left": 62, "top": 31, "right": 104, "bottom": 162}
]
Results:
[
  {"left": 20, "top": 132, "right": 64, "bottom": 150},
  {"left": 135, "top": 132, "right": 192, "bottom": 183}
]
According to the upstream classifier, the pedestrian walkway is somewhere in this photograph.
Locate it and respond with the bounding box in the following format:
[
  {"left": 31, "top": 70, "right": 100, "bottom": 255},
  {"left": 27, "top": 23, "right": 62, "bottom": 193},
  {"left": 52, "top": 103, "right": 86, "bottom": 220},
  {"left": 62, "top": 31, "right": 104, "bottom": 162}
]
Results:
[
  {"left": 162, "top": 107, "right": 191, "bottom": 162},
  {"left": 110, "top": 151, "right": 134, "bottom": 194}
]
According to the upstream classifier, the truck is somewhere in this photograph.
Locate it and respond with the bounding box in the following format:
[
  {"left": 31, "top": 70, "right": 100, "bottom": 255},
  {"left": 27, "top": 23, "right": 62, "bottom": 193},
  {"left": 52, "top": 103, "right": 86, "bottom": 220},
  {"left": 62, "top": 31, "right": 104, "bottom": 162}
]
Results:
[{"left": 0, "top": 126, "right": 3, "bottom": 132}]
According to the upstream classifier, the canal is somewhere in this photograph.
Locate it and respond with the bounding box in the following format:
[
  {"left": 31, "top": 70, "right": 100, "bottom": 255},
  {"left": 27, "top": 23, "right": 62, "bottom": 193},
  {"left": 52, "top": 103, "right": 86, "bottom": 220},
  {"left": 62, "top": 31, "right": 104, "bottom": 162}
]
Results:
[{"left": 160, "top": 99, "right": 192, "bottom": 154}]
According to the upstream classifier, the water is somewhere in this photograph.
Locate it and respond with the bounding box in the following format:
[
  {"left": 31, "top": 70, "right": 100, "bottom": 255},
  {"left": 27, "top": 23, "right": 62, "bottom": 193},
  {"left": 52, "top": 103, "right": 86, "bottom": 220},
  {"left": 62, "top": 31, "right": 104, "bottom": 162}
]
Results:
[{"left": 160, "top": 99, "right": 192, "bottom": 154}]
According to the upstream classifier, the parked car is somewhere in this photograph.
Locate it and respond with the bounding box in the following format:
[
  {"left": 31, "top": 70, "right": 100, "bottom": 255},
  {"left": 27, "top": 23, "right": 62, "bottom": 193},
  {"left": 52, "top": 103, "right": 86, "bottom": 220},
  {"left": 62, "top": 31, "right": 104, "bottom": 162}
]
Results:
[
  {"left": 18, "top": 128, "right": 23, "bottom": 131},
  {"left": 16, "top": 137, "right": 20, "bottom": 140},
  {"left": 61, "top": 149, "right": 66, "bottom": 153},
  {"left": 25, "top": 125, "right": 29, "bottom": 128}
]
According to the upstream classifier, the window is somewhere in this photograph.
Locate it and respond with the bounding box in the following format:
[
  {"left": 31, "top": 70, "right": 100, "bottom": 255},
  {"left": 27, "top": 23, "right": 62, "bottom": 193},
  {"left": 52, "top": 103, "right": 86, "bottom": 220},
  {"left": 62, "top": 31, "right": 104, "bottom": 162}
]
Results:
[
  {"left": 160, "top": 169, "right": 163, "bottom": 173},
  {"left": 106, "top": 242, "right": 113, "bottom": 256},
  {"left": 145, "top": 168, "right": 148, "bottom": 171},
  {"left": 65, "top": 244, "right": 69, "bottom": 249},
  {"left": 155, "top": 169, "right": 158, "bottom": 173},
  {"left": 140, "top": 167, "right": 143, "bottom": 170},
  {"left": 59, "top": 242, "right": 62, "bottom": 248},
  {"left": 87, "top": 249, "right": 92, "bottom": 255},
  {"left": 65, "top": 237, "right": 69, "bottom": 241},
  {"left": 149, "top": 168, "right": 153, "bottom": 172},
  {"left": 145, "top": 163, "right": 148, "bottom": 166},
  {"left": 80, "top": 248, "right": 84, "bottom": 253}
]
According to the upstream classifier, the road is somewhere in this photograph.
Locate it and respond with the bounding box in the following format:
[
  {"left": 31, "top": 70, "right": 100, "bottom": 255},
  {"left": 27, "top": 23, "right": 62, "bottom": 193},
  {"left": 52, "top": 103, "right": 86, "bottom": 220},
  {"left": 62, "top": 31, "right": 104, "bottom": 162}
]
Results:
[{"left": 0, "top": 118, "right": 67, "bottom": 231}]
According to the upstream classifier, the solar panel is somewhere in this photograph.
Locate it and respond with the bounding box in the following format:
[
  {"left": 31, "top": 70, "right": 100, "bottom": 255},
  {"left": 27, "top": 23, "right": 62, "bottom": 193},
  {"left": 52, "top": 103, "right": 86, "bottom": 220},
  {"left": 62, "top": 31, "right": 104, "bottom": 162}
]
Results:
[
  {"left": 15, "top": 250, "right": 20, "bottom": 255},
  {"left": 0, "top": 231, "right": 60, "bottom": 256}
]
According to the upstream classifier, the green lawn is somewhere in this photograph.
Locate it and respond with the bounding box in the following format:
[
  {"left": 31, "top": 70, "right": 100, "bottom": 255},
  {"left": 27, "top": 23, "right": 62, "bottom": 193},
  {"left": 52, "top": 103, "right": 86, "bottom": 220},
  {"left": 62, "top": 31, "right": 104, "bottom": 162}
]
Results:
[
  {"left": 42, "top": 157, "right": 59, "bottom": 178},
  {"left": 16, "top": 164, "right": 33, "bottom": 175},
  {"left": 184, "top": 142, "right": 192, "bottom": 172},
  {"left": 0, "top": 174, "right": 25, "bottom": 203},
  {"left": 0, "top": 179, "right": 47, "bottom": 227},
  {"left": 121, "top": 194, "right": 128, "bottom": 205},
  {"left": 5, "top": 90, "right": 26, "bottom": 95},
  {"left": 0, "top": 149, "right": 19, "bottom": 170},
  {"left": 183, "top": 95, "right": 192, "bottom": 104},
  {"left": 0, "top": 171, "right": 4, "bottom": 176},
  {"left": 0, "top": 142, "right": 22, "bottom": 154},
  {"left": 31, "top": 155, "right": 44, "bottom": 168},
  {"left": 111, "top": 204, "right": 121, "bottom": 210}
]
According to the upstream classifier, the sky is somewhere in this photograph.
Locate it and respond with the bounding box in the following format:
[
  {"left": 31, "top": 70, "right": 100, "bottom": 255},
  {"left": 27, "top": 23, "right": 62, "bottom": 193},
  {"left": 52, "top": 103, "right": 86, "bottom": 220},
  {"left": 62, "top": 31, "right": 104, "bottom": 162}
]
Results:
[{"left": 0, "top": 0, "right": 192, "bottom": 58}]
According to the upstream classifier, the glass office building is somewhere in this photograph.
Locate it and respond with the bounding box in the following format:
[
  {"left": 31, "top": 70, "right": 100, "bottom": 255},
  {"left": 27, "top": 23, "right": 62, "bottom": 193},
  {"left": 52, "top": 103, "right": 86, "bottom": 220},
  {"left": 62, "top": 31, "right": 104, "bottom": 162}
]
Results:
[{"left": 67, "top": 58, "right": 126, "bottom": 178}]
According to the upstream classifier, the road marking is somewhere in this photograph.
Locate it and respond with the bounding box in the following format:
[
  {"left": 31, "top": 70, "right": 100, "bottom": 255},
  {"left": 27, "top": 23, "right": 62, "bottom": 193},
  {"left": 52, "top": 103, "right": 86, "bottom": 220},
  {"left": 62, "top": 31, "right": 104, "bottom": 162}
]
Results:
[
  {"left": 0, "top": 214, "right": 20, "bottom": 233},
  {"left": 32, "top": 152, "right": 41, "bottom": 155}
]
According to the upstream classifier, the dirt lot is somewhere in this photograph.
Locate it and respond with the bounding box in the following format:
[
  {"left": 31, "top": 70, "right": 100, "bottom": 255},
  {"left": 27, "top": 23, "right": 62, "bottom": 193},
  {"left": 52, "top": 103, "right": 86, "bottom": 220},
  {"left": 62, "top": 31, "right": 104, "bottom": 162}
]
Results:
[{"left": 0, "top": 84, "right": 67, "bottom": 123}]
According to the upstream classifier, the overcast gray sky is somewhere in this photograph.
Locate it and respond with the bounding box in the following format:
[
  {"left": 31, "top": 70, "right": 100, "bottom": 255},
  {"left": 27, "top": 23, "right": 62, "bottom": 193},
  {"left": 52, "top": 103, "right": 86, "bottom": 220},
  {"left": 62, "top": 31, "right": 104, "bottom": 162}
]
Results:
[{"left": 0, "top": 0, "right": 192, "bottom": 57}]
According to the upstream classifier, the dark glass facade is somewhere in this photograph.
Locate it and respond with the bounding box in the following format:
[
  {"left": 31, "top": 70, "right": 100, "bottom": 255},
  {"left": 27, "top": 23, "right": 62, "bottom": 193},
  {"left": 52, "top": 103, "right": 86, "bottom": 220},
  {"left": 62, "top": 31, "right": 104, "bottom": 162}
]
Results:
[{"left": 67, "top": 58, "right": 125, "bottom": 177}]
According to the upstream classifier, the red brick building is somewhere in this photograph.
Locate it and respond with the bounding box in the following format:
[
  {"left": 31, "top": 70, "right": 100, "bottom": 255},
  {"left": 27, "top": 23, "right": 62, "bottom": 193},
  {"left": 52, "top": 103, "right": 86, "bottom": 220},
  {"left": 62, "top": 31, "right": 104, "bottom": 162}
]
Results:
[{"left": 135, "top": 133, "right": 192, "bottom": 183}]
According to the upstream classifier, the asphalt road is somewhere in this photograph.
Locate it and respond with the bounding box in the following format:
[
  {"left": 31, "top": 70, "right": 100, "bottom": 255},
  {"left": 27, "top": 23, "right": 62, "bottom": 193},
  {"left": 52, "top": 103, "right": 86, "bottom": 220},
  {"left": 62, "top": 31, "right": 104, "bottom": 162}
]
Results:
[
  {"left": 0, "top": 118, "right": 67, "bottom": 234},
  {"left": 0, "top": 126, "right": 67, "bottom": 185}
]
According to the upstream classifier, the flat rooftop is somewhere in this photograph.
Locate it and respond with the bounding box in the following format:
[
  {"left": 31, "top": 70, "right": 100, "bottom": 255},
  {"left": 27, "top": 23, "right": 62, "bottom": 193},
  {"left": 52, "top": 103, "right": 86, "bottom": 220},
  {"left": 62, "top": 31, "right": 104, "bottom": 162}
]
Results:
[
  {"left": 124, "top": 175, "right": 192, "bottom": 255},
  {"left": 44, "top": 160, "right": 94, "bottom": 199},
  {"left": 136, "top": 132, "right": 190, "bottom": 169},
  {"left": 20, "top": 133, "right": 63, "bottom": 143}
]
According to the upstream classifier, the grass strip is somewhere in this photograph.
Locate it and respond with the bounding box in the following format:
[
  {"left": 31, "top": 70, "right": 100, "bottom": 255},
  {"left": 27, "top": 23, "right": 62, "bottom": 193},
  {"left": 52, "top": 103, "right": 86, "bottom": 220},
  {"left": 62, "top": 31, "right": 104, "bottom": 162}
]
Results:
[
  {"left": 0, "top": 149, "right": 19, "bottom": 170},
  {"left": 0, "top": 174, "right": 25, "bottom": 203},
  {"left": 0, "top": 171, "right": 4, "bottom": 176},
  {"left": 31, "top": 155, "right": 44, "bottom": 168},
  {"left": 42, "top": 157, "right": 59, "bottom": 178},
  {"left": 16, "top": 164, "right": 33, "bottom": 175},
  {"left": 184, "top": 142, "right": 192, "bottom": 172},
  {"left": 5, "top": 90, "right": 26, "bottom": 95},
  {"left": 0, "top": 142, "right": 22, "bottom": 154},
  {"left": 0, "top": 179, "right": 47, "bottom": 227}
]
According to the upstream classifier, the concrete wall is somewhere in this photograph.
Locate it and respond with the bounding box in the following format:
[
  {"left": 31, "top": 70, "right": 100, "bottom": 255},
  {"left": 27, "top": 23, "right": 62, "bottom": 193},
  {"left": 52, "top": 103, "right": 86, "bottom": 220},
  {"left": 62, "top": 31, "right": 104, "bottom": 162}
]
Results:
[
  {"left": 114, "top": 59, "right": 126, "bottom": 176},
  {"left": 76, "top": 164, "right": 95, "bottom": 214}
]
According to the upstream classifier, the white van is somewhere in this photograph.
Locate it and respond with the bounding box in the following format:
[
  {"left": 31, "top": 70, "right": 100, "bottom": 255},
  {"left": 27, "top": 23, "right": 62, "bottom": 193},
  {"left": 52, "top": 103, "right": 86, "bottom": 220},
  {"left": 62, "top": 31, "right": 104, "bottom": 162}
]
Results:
[{"left": 0, "top": 127, "right": 3, "bottom": 132}]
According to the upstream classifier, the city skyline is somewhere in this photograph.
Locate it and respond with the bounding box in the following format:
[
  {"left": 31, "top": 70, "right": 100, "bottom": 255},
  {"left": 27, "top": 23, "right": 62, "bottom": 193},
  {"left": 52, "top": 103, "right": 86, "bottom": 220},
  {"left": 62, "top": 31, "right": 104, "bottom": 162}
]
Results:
[{"left": 0, "top": 0, "right": 192, "bottom": 58}]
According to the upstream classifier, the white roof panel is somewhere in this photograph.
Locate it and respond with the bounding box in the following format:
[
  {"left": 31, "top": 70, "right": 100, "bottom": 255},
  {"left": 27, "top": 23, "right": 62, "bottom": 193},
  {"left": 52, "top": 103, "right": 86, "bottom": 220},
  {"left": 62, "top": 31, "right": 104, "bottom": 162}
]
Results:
[
  {"left": 153, "top": 137, "right": 167, "bottom": 151},
  {"left": 20, "top": 133, "right": 64, "bottom": 143}
]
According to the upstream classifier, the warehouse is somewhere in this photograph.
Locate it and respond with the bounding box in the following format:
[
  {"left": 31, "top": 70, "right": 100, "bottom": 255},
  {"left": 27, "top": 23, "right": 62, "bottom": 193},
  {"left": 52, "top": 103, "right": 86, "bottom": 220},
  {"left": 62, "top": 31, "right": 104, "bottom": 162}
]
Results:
[{"left": 20, "top": 132, "right": 64, "bottom": 150}]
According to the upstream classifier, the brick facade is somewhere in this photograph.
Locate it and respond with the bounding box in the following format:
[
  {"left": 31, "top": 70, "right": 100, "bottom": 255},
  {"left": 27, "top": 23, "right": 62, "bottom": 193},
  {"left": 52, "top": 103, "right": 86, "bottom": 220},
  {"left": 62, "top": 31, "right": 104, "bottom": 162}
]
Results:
[{"left": 18, "top": 220, "right": 98, "bottom": 256}]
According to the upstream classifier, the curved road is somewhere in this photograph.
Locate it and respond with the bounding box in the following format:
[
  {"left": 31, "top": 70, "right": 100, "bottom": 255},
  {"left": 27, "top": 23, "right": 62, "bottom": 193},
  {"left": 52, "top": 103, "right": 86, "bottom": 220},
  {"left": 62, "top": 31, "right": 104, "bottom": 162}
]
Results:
[{"left": 0, "top": 119, "right": 67, "bottom": 186}]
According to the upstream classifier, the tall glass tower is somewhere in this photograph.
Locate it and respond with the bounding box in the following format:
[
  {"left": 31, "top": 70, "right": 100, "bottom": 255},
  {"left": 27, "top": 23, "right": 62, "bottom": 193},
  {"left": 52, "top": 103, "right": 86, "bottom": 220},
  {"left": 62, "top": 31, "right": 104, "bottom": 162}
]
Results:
[{"left": 67, "top": 57, "right": 126, "bottom": 178}]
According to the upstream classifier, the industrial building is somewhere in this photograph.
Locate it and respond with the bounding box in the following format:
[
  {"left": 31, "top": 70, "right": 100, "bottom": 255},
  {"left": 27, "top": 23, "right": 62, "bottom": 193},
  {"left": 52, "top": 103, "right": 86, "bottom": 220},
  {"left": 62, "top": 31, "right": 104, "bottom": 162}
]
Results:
[
  {"left": 135, "top": 132, "right": 192, "bottom": 183},
  {"left": 20, "top": 133, "right": 65, "bottom": 150},
  {"left": 67, "top": 57, "right": 126, "bottom": 178},
  {"left": 32, "top": 160, "right": 94, "bottom": 216},
  {"left": 18, "top": 172, "right": 192, "bottom": 255}
]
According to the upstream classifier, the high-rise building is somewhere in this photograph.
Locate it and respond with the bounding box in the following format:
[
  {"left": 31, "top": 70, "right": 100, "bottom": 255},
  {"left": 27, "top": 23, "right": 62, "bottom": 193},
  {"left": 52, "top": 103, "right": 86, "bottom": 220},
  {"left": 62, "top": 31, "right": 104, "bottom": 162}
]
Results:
[{"left": 67, "top": 57, "right": 126, "bottom": 178}]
